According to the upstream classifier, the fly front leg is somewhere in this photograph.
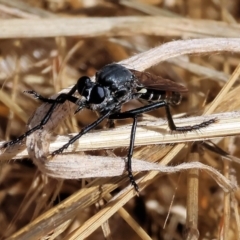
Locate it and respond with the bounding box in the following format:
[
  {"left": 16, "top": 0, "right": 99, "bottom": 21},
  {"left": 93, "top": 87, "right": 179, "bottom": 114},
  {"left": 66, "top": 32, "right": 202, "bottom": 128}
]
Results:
[
  {"left": 2, "top": 85, "right": 79, "bottom": 148},
  {"left": 24, "top": 90, "right": 79, "bottom": 104}
]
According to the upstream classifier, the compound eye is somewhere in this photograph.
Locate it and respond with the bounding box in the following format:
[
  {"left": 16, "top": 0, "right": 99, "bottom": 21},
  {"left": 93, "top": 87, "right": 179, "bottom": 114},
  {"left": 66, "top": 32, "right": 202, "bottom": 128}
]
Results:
[
  {"left": 77, "top": 76, "right": 92, "bottom": 96},
  {"left": 89, "top": 86, "right": 105, "bottom": 104}
]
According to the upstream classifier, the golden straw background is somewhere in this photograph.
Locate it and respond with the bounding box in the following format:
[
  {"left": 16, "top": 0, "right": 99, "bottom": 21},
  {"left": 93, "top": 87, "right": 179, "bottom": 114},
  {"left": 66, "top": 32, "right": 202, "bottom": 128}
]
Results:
[{"left": 1, "top": 1, "right": 240, "bottom": 240}]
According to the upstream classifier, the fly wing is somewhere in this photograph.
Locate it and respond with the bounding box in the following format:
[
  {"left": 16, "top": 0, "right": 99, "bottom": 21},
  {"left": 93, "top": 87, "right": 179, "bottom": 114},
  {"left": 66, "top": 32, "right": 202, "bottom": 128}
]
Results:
[{"left": 130, "top": 69, "right": 188, "bottom": 92}]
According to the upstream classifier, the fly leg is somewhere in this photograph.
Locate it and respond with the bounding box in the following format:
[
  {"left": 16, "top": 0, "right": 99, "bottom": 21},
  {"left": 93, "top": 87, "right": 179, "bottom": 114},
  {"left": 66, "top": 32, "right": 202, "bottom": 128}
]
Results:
[
  {"left": 24, "top": 90, "right": 78, "bottom": 104},
  {"left": 2, "top": 85, "right": 79, "bottom": 148},
  {"left": 110, "top": 113, "right": 139, "bottom": 191},
  {"left": 163, "top": 103, "right": 216, "bottom": 131},
  {"left": 109, "top": 101, "right": 167, "bottom": 192},
  {"left": 51, "top": 111, "right": 111, "bottom": 155},
  {"left": 109, "top": 101, "right": 216, "bottom": 192}
]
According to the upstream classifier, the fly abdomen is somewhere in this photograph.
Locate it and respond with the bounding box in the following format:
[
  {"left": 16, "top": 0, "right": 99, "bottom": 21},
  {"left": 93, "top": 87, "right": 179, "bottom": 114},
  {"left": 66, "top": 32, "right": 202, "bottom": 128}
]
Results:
[
  {"left": 140, "top": 89, "right": 166, "bottom": 102},
  {"left": 139, "top": 89, "right": 182, "bottom": 106},
  {"left": 168, "top": 91, "right": 182, "bottom": 106}
]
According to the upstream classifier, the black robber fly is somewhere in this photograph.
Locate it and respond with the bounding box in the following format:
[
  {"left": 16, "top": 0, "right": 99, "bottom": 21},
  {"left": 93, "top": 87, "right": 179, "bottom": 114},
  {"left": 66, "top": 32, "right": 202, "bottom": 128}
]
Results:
[{"left": 2, "top": 63, "right": 215, "bottom": 192}]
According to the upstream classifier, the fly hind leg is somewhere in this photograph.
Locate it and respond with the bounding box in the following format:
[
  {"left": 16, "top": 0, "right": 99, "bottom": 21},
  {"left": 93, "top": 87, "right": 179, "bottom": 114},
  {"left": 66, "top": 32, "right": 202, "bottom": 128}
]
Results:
[{"left": 164, "top": 103, "right": 216, "bottom": 132}]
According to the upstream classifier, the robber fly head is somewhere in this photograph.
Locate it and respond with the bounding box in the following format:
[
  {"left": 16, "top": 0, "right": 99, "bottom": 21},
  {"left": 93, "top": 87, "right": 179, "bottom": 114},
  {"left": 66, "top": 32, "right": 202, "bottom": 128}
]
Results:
[{"left": 76, "top": 64, "right": 140, "bottom": 115}]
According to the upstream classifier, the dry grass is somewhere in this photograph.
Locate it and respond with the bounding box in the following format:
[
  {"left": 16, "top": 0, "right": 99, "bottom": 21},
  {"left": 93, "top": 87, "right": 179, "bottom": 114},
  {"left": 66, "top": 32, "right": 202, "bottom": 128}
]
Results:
[{"left": 0, "top": 1, "right": 240, "bottom": 240}]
